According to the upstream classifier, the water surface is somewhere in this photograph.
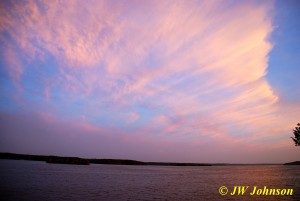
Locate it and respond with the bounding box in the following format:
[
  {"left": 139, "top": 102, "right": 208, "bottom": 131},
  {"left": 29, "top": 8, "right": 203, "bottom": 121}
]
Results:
[{"left": 0, "top": 159, "right": 299, "bottom": 200}]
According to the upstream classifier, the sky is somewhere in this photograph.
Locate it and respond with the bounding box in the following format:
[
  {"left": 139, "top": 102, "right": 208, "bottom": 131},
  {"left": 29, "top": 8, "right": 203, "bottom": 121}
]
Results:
[{"left": 0, "top": 0, "right": 299, "bottom": 163}]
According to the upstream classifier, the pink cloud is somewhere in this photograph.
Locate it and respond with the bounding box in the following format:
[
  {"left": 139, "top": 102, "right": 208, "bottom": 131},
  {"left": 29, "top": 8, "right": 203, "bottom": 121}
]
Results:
[
  {"left": 126, "top": 112, "right": 140, "bottom": 124},
  {"left": 1, "top": 44, "right": 24, "bottom": 90},
  {"left": 1, "top": 0, "right": 300, "bottom": 163}
]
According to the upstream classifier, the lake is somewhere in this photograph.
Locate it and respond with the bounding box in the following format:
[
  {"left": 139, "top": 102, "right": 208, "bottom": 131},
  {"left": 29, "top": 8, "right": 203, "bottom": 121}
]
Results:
[{"left": 0, "top": 159, "right": 299, "bottom": 200}]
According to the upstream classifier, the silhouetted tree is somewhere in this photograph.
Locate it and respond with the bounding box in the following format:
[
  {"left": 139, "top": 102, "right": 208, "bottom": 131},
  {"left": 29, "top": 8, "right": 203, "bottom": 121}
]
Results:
[{"left": 291, "top": 123, "right": 300, "bottom": 146}]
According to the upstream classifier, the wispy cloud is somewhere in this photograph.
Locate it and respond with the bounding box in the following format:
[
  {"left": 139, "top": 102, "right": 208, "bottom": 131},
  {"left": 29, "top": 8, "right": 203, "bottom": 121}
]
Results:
[{"left": 1, "top": 0, "right": 299, "bottom": 162}]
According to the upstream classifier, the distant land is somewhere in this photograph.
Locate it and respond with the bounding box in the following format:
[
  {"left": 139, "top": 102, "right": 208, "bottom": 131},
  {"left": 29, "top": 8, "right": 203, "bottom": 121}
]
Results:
[
  {"left": 284, "top": 161, "right": 300, "bottom": 165},
  {"left": 0, "top": 153, "right": 299, "bottom": 166},
  {"left": 0, "top": 152, "right": 211, "bottom": 166}
]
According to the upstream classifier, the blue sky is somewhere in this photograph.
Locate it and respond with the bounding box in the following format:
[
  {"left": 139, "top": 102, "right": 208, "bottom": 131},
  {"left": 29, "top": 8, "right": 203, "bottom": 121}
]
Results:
[
  {"left": 0, "top": 0, "right": 299, "bottom": 163},
  {"left": 268, "top": 0, "right": 300, "bottom": 104}
]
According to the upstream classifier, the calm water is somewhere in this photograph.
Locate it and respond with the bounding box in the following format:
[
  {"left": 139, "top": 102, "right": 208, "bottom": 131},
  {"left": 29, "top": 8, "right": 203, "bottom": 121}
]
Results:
[{"left": 0, "top": 159, "right": 299, "bottom": 201}]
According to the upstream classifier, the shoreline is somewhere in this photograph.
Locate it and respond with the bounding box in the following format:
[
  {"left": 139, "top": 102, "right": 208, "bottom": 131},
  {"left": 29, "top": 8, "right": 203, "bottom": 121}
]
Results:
[
  {"left": 1, "top": 152, "right": 298, "bottom": 166},
  {"left": 0, "top": 152, "right": 211, "bottom": 166}
]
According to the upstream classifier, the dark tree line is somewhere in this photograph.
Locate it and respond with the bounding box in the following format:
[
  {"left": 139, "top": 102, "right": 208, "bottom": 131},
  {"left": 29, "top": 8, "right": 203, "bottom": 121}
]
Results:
[{"left": 291, "top": 123, "right": 300, "bottom": 146}]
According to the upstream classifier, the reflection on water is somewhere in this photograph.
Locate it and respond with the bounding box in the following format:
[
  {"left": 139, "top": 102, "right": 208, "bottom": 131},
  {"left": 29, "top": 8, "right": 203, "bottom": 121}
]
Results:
[{"left": 0, "top": 159, "right": 299, "bottom": 201}]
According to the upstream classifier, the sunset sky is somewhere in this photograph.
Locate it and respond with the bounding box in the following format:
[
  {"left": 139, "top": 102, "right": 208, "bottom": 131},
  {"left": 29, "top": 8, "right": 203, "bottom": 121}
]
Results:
[{"left": 0, "top": 0, "right": 299, "bottom": 163}]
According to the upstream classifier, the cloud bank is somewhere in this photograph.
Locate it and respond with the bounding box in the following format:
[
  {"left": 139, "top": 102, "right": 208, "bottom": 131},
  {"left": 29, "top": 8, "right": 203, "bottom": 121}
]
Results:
[{"left": 1, "top": 0, "right": 299, "bottom": 162}]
